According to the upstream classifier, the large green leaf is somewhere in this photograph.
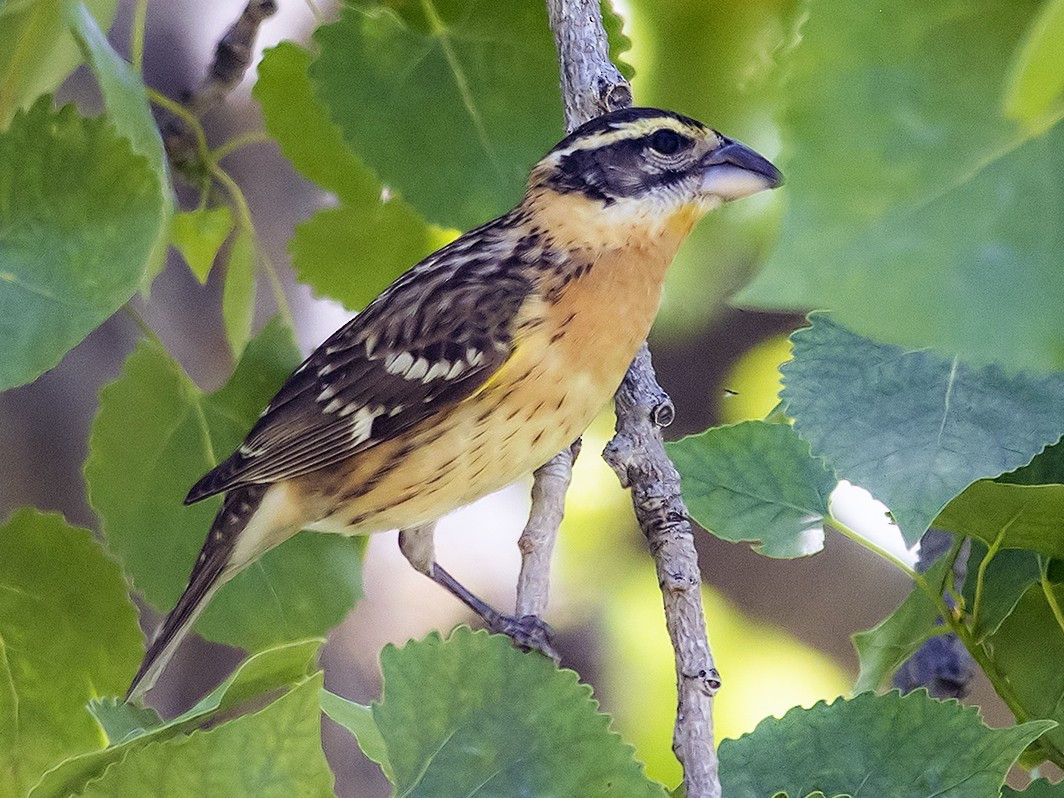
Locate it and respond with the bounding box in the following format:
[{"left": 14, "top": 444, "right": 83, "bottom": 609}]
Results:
[
  {"left": 738, "top": 0, "right": 1064, "bottom": 372},
  {"left": 255, "top": 41, "right": 441, "bottom": 310},
  {"left": 0, "top": 0, "right": 117, "bottom": 125},
  {"left": 852, "top": 557, "right": 951, "bottom": 693},
  {"left": 32, "top": 640, "right": 321, "bottom": 798},
  {"left": 667, "top": 420, "right": 835, "bottom": 558},
  {"left": 718, "top": 691, "right": 1053, "bottom": 798},
  {"left": 374, "top": 628, "right": 667, "bottom": 796},
  {"left": 0, "top": 509, "right": 142, "bottom": 797},
  {"left": 935, "top": 481, "right": 1064, "bottom": 561},
  {"left": 0, "top": 98, "right": 164, "bottom": 389},
  {"left": 987, "top": 583, "right": 1064, "bottom": 765},
  {"left": 1004, "top": 780, "right": 1064, "bottom": 797},
  {"left": 1004, "top": 0, "right": 1064, "bottom": 129},
  {"left": 66, "top": 0, "right": 171, "bottom": 283},
  {"left": 75, "top": 675, "right": 333, "bottom": 797},
  {"left": 633, "top": 0, "right": 798, "bottom": 334},
  {"left": 781, "top": 315, "right": 1064, "bottom": 544},
  {"left": 310, "top": 0, "right": 562, "bottom": 231},
  {"left": 85, "top": 320, "right": 364, "bottom": 653}
]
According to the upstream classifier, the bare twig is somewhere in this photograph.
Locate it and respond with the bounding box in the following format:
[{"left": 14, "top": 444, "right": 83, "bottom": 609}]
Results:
[
  {"left": 544, "top": 2, "right": 721, "bottom": 796},
  {"left": 515, "top": 441, "right": 581, "bottom": 619},
  {"left": 162, "top": 0, "right": 278, "bottom": 166}
]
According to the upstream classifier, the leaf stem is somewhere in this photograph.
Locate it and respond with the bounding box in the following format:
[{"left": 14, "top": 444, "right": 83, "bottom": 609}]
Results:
[
  {"left": 825, "top": 517, "right": 920, "bottom": 581},
  {"left": 209, "top": 163, "right": 296, "bottom": 331},
  {"left": 971, "top": 526, "right": 1007, "bottom": 633},
  {"left": 122, "top": 304, "right": 165, "bottom": 350},
  {"left": 212, "top": 131, "right": 274, "bottom": 163},
  {"left": 147, "top": 88, "right": 211, "bottom": 166},
  {"left": 1039, "top": 557, "right": 1064, "bottom": 637},
  {"left": 131, "top": 0, "right": 148, "bottom": 73}
]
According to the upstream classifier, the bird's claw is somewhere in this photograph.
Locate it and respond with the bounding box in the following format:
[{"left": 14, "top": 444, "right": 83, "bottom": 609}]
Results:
[{"left": 489, "top": 613, "right": 560, "bottom": 663}]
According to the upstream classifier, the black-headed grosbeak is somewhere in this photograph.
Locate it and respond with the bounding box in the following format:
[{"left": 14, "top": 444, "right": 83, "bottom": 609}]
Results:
[{"left": 127, "top": 106, "right": 782, "bottom": 700}]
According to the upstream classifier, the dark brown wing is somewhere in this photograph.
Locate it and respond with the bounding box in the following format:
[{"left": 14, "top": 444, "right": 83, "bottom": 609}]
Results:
[{"left": 186, "top": 218, "right": 533, "bottom": 504}]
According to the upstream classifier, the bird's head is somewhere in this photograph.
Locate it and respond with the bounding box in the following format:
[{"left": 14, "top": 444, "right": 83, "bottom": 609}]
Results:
[{"left": 524, "top": 107, "right": 783, "bottom": 244}]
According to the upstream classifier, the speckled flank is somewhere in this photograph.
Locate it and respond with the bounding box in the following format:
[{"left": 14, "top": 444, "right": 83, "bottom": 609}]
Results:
[{"left": 294, "top": 192, "right": 697, "bottom": 538}]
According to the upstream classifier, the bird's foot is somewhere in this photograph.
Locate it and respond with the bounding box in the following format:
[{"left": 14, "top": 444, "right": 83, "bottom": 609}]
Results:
[{"left": 488, "top": 613, "right": 560, "bottom": 663}]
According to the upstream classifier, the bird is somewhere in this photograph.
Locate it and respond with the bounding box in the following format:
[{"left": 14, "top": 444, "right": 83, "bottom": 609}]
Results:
[{"left": 126, "top": 106, "right": 783, "bottom": 701}]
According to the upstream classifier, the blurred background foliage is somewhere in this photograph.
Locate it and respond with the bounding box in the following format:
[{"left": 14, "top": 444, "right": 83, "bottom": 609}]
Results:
[{"left": 4, "top": 0, "right": 1063, "bottom": 794}]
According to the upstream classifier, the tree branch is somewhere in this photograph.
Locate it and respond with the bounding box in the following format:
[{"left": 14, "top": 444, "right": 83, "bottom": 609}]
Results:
[
  {"left": 544, "top": 3, "right": 721, "bottom": 796},
  {"left": 162, "top": 0, "right": 278, "bottom": 166}
]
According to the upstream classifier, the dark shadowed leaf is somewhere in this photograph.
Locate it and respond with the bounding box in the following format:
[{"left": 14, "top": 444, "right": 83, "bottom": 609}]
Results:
[
  {"left": 668, "top": 420, "right": 834, "bottom": 557},
  {"left": 782, "top": 315, "right": 1064, "bottom": 544}
]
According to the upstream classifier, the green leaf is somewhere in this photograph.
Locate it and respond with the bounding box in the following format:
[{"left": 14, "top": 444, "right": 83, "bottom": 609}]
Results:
[
  {"left": 86, "top": 698, "right": 163, "bottom": 744},
  {"left": 667, "top": 420, "right": 835, "bottom": 558},
  {"left": 1000, "top": 437, "right": 1064, "bottom": 485},
  {"left": 85, "top": 319, "right": 364, "bottom": 653},
  {"left": 221, "top": 228, "right": 256, "bottom": 357},
  {"left": 255, "top": 41, "right": 441, "bottom": 310},
  {"left": 0, "top": 509, "right": 142, "bottom": 797},
  {"left": 75, "top": 675, "right": 333, "bottom": 798},
  {"left": 255, "top": 41, "right": 377, "bottom": 202},
  {"left": 374, "top": 627, "right": 667, "bottom": 797},
  {"left": 987, "top": 583, "right": 1064, "bottom": 766},
  {"left": 717, "top": 691, "right": 1053, "bottom": 798},
  {"left": 852, "top": 557, "right": 951, "bottom": 692},
  {"left": 311, "top": 0, "right": 562, "bottom": 230},
  {"left": 169, "top": 207, "right": 234, "bottom": 283},
  {"left": 66, "top": 1, "right": 171, "bottom": 284},
  {"left": 321, "top": 690, "right": 393, "bottom": 780},
  {"left": 961, "top": 541, "right": 1042, "bottom": 642},
  {"left": 1004, "top": 779, "right": 1064, "bottom": 797},
  {"left": 0, "top": 98, "right": 165, "bottom": 389},
  {"left": 0, "top": 0, "right": 117, "bottom": 125},
  {"left": 738, "top": 0, "right": 1064, "bottom": 372},
  {"left": 601, "top": 0, "right": 635, "bottom": 80},
  {"left": 290, "top": 203, "right": 447, "bottom": 310},
  {"left": 935, "top": 481, "right": 1064, "bottom": 561},
  {"left": 781, "top": 315, "right": 1064, "bottom": 545},
  {"left": 1004, "top": 0, "right": 1064, "bottom": 128},
  {"left": 31, "top": 640, "right": 321, "bottom": 798}
]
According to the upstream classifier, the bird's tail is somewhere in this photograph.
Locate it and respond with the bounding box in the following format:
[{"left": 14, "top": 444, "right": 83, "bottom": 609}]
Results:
[{"left": 125, "top": 484, "right": 267, "bottom": 703}]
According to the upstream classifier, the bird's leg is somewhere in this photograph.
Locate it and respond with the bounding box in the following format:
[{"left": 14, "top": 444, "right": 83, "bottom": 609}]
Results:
[{"left": 398, "top": 524, "right": 559, "bottom": 661}]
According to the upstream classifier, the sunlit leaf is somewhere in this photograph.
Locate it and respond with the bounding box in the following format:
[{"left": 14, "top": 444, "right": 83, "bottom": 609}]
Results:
[
  {"left": 0, "top": 509, "right": 142, "bottom": 796},
  {"left": 782, "top": 315, "right": 1064, "bottom": 544},
  {"left": 1004, "top": 0, "right": 1064, "bottom": 128},
  {"left": 0, "top": 99, "right": 164, "bottom": 389},
  {"left": 169, "top": 207, "right": 234, "bottom": 283},
  {"left": 33, "top": 640, "right": 322, "bottom": 798},
  {"left": 0, "top": 0, "right": 117, "bottom": 125},
  {"left": 221, "top": 228, "right": 256, "bottom": 357},
  {"left": 255, "top": 41, "right": 441, "bottom": 309},
  {"left": 75, "top": 676, "right": 333, "bottom": 797},
  {"left": 85, "top": 320, "right": 364, "bottom": 653}
]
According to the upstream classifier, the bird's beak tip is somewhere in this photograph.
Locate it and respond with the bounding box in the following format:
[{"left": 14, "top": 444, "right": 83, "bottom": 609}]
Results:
[{"left": 701, "top": 139, "right": 784, "bottom": 201}]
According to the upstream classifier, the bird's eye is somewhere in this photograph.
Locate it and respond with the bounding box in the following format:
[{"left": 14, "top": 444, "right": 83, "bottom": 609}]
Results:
[{"left": 648, "top": 129, "right": 686, "bottom": 155}]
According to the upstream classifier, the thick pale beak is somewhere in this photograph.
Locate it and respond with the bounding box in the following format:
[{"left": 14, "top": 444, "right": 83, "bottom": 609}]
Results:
[{"left": 700, "top": 136, "right": 784, "bottom": 202}]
